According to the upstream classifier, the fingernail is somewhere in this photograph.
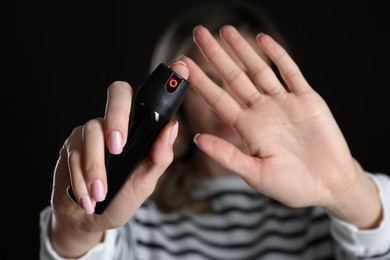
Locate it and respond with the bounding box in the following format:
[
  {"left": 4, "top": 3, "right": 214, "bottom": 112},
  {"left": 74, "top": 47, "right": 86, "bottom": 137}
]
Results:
[
  {"left": 169, "top": 121, "right": 179, "bottom": 145},
  {"left": 193, "top": 133, "right": 200, "bottom": 144},
  {"left": 108, "top": 131, "right": 122, "bottom": 154},
  {"left": 256, "top": 32, "right": 265, "bottom": 39},
  {"left": 92, "top": 180, "right": 105, "bottom": 202},
  {"left": 80, "top": 195, "right": 94, "bottom": 214},
  {"left": 174, "top": 60, "right": 187, "bottom": 67},
  {"left": 193, "top": 25, "right": 203, "bottom": 34}
]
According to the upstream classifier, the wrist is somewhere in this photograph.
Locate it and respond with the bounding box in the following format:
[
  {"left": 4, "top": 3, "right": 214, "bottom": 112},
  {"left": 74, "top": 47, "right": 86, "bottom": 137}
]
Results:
[
  {"left": 325, "top": 161, "right": 383, "bottom": 229},
  {"left": 49, "top": 212, "right": 105, "bottom": 258}
]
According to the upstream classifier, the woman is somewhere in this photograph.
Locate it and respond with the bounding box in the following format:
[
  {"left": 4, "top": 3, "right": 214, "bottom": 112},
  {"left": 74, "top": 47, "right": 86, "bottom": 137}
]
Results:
[{"left": 40, "top": 1, "right": 390, "bottom": 259}]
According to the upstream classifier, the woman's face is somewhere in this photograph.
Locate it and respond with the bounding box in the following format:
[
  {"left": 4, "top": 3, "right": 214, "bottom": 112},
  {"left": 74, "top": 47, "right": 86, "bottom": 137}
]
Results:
[{"left": 182, "top": 33, "right": 270, "bottom": 149}]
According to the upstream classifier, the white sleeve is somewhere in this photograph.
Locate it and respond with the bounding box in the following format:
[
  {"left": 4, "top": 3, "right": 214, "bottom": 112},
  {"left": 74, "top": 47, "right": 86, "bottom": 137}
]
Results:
[
  {"left": 39, "top": 207, "right": 128, "bottom": 260},
  {"left": 330, "top": 173, "right": 390, "bottom": 259}
]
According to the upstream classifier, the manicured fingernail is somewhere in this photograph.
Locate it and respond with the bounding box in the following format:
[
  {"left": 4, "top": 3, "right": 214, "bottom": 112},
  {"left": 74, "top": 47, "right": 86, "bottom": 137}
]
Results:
[
  {"left": 169, "top": 121, "right": 179, "bottom": 145},
  {"left": 174, "top": 60, "right": 187, "bottom": 67},
  {"left": 193, "top": 25, "right": 203, "bottom": 33},
  {"left": 80, "top": 195, "right": 94, "bottom": 214},
  {"left": 256, "top": 32, "right": 265, "bottom": 39},
  {"left": 108, "top": 131, "right": 122, "bottom": 154},
  {"left": 92, "top": 180, "right": 105, "bottom": 202},
  {"left": 193, "top": 133, "right": 200, "bottom": 145}
]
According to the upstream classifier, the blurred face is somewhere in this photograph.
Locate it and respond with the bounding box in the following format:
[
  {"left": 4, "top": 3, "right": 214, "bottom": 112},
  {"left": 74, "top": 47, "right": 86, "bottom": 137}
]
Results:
[{"left": 182, "top": 33, "right": 271, "bottom": 150}]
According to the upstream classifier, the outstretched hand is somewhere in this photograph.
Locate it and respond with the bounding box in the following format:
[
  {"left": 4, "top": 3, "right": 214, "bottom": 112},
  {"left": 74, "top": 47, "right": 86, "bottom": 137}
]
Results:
[{"left": 181, "top": 25, "right": 380, "bottom": 225}]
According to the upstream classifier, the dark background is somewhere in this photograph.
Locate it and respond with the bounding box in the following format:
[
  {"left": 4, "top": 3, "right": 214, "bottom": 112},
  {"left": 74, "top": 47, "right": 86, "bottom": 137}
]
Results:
[{"left": 4, "top": 0, "right": 389, "bottom": 259}]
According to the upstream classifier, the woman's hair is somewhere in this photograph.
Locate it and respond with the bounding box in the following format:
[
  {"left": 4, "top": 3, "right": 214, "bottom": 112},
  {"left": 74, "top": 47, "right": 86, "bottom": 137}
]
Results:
[
  {"left": 150, "top": 0, "right": 289, "bottom": 213},
  {"left": 150, "top": 1, "right": 289, "bottom": 71}
]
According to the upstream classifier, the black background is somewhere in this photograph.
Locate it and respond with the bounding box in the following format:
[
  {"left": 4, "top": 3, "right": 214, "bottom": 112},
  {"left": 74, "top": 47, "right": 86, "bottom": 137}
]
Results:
[{"left": 4, "top": 0, "right": 389, "bottom": 259}]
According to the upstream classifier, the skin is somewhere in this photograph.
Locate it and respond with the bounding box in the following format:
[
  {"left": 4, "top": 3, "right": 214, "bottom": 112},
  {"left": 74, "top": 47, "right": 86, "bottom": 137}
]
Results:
[
  {"left": 48, "top": 25, "right": 382, "bottom": 258},
  {"left": 181, "top": 31, "right": 271, "bottom": 177}
]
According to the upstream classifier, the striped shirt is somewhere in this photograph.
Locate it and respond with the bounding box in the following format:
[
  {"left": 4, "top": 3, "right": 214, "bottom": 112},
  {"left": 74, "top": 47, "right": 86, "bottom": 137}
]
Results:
[{"left": 40, "top": 174, "right": 390, "bottom": 260}]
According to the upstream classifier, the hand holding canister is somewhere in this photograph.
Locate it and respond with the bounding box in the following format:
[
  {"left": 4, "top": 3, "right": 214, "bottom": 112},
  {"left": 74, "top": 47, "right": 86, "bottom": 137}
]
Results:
[{"left": 67, "top": 63, "right": 190, "bottom": 214}]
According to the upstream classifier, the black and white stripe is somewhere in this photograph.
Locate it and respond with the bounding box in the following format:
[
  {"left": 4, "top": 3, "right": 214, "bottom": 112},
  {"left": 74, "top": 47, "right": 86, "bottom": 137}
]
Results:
[
  {"left": 130, "top": 176, "right": 334, "bottom": 260},
  {"left": 39, "top": 173, "right": 390, "bottom": 259}
]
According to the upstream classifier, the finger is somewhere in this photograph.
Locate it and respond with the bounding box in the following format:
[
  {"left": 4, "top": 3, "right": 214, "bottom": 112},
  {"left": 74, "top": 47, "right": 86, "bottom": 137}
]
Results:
[
  {"left": 194, "top": 133, "right": 260, "bottom": 181},
  {"left": 181, "top": 56, "right": 242, "bottom": 127},
  {"left": 220, "top": 25, "right": 287, "bottom": 97},
  {"left": 54, "top": 131, "right": 80, "bottom": 201},
  {"left": 256, "top": 33, "right": 311, "bottom": 94},
  {"left": 82, "top": 119, "right": 107, "bottom": 202},
  {"left": 65, "top": 126, "right": 94, "bottom": 210},
  {"left": 169, "top": 60, "right": 189, "bottom": 80},
  {"left": 193, "top": 25, "right": 261, "bottom": 107},
  {"left": 147, "top": 120, "right": 179, "bottom": 174},
  {"left": 104, "top": 81, "right": 133, "bottom": 154}
]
